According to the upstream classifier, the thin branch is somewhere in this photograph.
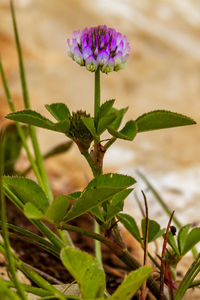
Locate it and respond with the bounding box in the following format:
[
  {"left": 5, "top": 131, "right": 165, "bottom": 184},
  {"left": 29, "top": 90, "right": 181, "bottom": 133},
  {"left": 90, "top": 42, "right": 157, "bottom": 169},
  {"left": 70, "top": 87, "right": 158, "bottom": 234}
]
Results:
[
  {"left": 160, "top": 211, "right": 175, "bottom": 300},
  {"left": 141, "top": 190, "right": 149, "bottom": 300}
]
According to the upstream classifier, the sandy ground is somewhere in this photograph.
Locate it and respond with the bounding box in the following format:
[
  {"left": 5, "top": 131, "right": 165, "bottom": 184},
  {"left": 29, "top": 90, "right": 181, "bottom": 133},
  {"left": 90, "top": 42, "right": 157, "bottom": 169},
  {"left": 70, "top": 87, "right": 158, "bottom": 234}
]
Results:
[{"left": 0, "top": 0, "right": 200, "bottom": 298}]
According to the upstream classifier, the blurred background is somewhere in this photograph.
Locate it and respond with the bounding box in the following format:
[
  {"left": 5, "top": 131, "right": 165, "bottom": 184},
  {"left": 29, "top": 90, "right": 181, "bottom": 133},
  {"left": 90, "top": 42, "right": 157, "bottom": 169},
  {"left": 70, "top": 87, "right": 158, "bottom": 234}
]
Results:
[{"left": 0, "top": 0, "right": 200, "bottom": 226}]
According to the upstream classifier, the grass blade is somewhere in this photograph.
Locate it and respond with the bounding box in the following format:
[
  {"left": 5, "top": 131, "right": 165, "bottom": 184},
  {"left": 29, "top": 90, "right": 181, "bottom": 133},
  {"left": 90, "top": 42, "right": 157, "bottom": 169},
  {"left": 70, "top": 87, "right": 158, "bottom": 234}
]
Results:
[
  {"left": 0, "top": 57, "right": 45, "bottom": 191},
  {"left": 10, "top": 0, "right": 53, "bottom": 201},
  {"left": 0, "top": 132, "right": 28, "bottom": 300},
  {"left": 174, "top": 254, "right": 200, "bottom": 300}
]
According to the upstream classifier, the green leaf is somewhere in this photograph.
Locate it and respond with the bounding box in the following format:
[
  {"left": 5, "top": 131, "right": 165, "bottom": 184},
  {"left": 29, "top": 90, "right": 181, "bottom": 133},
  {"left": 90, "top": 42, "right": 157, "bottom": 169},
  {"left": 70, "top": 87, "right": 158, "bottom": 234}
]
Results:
[
  {"left": 91, "top": 206, "right": 104, "bottom": 222},
  {"left": 106, "top": 189, "right": 133, "bottom": 222},
  {"left": 60, "top": 247, "right": 106, "bottom": 299},
  {"left": 109, "top": 107, "right": 128, "bottom": 130},
  {"left": 68, "top": 191, "right": 82, "bottom": 200},
  {"left": 6, "top": 110, "right": 70, "bottom": 133},
  {"left": 110, "top": 266, "right": 153, "bottom": 300},
  {"left": 142, "top": 219, "right": 163, "bottom": 243},
  {"left": 3, "top": 124, "right": 28, "bottom": 175},
  {"left": 97, "top": 112, "right": 117, "bottom": 135},
  {"left": 167, "top": 232, "right": 180, "bottom": 255},
  {"left": 182, "top": 228, "right": 200, "bottom": 255},
  {"left": 85, "top": 173, "right": 135, "bottom": 191},
  {"left": 178, "top": 224, "right": 191, "bottom": 255},
  {"left": 81, "top": 117, "right": 96, "bottom": 136},
  {"left": 136, "top": 110, "right": 196, "bottom": 133},
  {"left": 45, "top": 103, "right": 70, "bottom": 121},
  {"left": 64, "top": 174, "right": 136, "bottom": 222},
  {"left": 45, "top": 195, "right": 70, "bottom": 225},
  {"left": 3, "top": 176, "right": 49, "bottom": 213},
  {"left": 108, "top": 120, "right": 137, "bottom": 140},
  {"left": 98, "top": 99, "right": 115, "bottom": 120},
  {"left": 96, "top": 99, "right": 116, "bottom": 134},
  {"left": 24, "top": 202, "right": 44, "bottom": 219},
  {"left": 118, "top": 213, "right": 141, "bottom": 243}
]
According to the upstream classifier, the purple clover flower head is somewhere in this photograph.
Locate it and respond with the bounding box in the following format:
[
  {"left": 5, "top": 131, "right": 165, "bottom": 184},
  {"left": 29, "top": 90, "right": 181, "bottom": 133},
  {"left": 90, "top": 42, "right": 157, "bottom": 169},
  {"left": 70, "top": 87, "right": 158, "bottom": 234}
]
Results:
[{"left": 67, "top": 25, "right": 130, "bottom": 73}]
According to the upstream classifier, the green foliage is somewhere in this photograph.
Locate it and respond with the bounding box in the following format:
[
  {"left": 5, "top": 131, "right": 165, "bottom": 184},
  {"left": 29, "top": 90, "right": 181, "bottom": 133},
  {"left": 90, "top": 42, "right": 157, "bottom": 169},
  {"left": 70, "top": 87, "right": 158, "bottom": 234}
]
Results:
[
  {"left": 91, "top": 206, "right": 105, "bottom": 222},
  {"left": 136, "top": 110, "right": 196, "bottom": 132},
  {"left": 177, "top": 224, "right": 191, "bottom": 254},
  {"left": 61, "top": 247, "right": 106, "bottom": 299},
  {"left": 45, "top": 195, "right": 70, "bottom": 225},
  {"left": 81, "top": 117, "right": 96, "bottom": 137},
  {"left": 98, "top": 99, "right": 115, "bottom": 120},
  {"left": 96, "top": 100, "right": 116, "bottom": 134},
  {"left": 1, "top": 3, "right": 198, "bottom": 300},
  {"left": 117, "top": 213, "right": 141, "bottom": 243},
  {"left": 45, "top": 103, "right": 70, "bottom": 121},
  {"left": 109, "top": 266, "right": 153, "bottom": 300},
  {"left": 108, "top": 120, "right": 137, "bottom": 140},
  {"left": 105, "top": 189, "right": 133, "bottom": 222},
  {"left": 167, "top": 225, "right": 200, "bottom": 258},
  {"left": 181, "top": 228, "right": 200, "bottom": 256},
  {"left": 97, "top": 112, "right": 116, "bottom": 135},
  {"left": 68, "top": 110, "right": 94, "bottom": 151},
  {"left": 109, "top": 107, "right": 128, "bottom": 130},
  {"left": 141, "top": 219, "right": 164, "bottom": 243},
  {"left": 3, "top": 176, "right": 49, "bottom": 217},
  {"left": 0, "top": 278, "right": 21, "bottom": 300},
  {"left": 24, "top": 202, "right": 44, "bottom": 219},
  {"left": 64, "top": 174, "right": 136, "bottom": 222},
  {"left": 167, "top": 232, "right": 180, "bottom": 255},
  {"left": 3, "top": 124, "right": 28, "bottom": 175},
  {"left": 6, "top": 110, "right": 70, "bottom": 133}
]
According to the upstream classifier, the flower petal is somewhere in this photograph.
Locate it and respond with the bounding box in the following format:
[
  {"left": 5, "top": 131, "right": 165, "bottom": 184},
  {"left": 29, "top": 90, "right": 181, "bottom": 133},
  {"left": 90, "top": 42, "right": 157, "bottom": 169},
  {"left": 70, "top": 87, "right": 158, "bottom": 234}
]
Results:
[{"left": 85, "top": 55, "right": 98, "bottom": 72}]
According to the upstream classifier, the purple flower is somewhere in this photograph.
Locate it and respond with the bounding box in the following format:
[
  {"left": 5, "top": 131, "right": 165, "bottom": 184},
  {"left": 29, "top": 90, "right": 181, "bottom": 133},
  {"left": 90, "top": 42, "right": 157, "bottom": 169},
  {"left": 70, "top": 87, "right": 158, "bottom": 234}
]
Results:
[{"left": 67, "top": 25, "right": 130, "bottom": 73}]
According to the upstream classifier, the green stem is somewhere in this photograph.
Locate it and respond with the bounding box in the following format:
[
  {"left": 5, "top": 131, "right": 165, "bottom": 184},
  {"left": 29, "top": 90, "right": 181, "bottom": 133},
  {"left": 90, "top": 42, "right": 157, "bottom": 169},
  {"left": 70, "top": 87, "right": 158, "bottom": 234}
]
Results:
[
  {"left": 0, "top": 135, "right": 28, "bottom": 300},
  {"left": 0, "top": 59, "right": 45, "bottom": 190},
  {"left": 57, "top": 228, "right": 75, "bottom": 248},
  {"left": 4, "top": 186, "right": 64, "bottom": 251},
  {"left": 141, "top": 191, "right": 149, "bottom": 300},
  {"left": 59, "top": 223, "right": 165, "bottom": 299},
  {"left": 10, "top": 0, "right": 53, "bottom": 202},
  {"left": 174, "top": 254, "right": 200, "bottom": 300},
  {"left": 30, "top": 128, "right": 53, "bottom": 201},
  {"left": 0, "top": 221, "right": 58, "bottom": 251},
  {"left": 0, "top": 243, "right": 66, "bottom": 299},
  {"left": 16, "top": 261, "right": 65, "bottom": 300},
  {"left": 82, "top": 150, "right": 98, "bottom": 176},
  {"left": 3, "top": 280, "right": 53, "bottom": 297},
  {"left": 93, "top": 68, "right": 104, "bottom": 266},
  {"left": 94, "top": 221, "right": 103, "bottom": 270},
  {"left": 104, "top": 137, "right": 117, "bottom": 151},
  {"left": 94, "top": 67, "right": 101, "bottom": 129},
  {"left": 189, "top": 279, "right": 200, "bottom": 288}
]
